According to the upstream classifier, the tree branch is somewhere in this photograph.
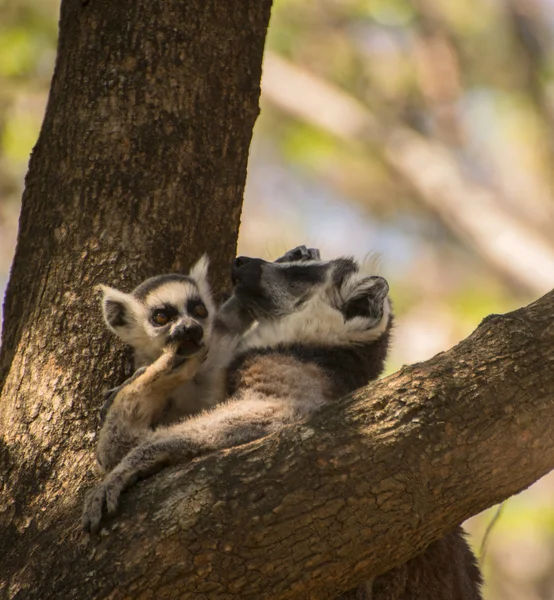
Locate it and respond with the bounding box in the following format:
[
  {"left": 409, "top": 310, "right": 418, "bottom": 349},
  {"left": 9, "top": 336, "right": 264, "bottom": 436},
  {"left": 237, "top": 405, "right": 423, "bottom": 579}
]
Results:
[{"left": 4, "top": 289, "right": 553, "bottom": 599}]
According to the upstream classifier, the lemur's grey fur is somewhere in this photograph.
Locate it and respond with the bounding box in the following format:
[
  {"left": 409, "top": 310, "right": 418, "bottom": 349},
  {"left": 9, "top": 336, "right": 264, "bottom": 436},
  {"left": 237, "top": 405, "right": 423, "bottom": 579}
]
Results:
[{"left": 83, "top": 249, "right": 482, "bottom": 600}]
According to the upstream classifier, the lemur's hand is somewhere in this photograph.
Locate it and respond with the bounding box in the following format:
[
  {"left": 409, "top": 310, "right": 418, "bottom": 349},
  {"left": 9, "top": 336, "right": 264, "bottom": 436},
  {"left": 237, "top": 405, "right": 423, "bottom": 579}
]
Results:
[
  {"left": 82, "top": 469, "right": 126, "bottom": 535},
  {"left": 82, "top": 435, "right": 191, "bottom": 535},
  {"left": 99, "top": 348, "right": 207, "bottom": 426},
  {"left": 143, "top": 344, "right": 208, "bottom": 392},
  {"left": 168, "top": 343, "right": 208, "bottom": 371},
  {"left": 274, "top": 245, "right": 321, "bottom": 263}
]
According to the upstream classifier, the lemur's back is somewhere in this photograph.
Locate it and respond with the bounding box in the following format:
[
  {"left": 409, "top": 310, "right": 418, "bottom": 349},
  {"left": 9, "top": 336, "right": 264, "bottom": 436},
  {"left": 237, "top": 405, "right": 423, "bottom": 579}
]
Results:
[{"left": 227, "top": 335, "right": 392, "bottom": 405}]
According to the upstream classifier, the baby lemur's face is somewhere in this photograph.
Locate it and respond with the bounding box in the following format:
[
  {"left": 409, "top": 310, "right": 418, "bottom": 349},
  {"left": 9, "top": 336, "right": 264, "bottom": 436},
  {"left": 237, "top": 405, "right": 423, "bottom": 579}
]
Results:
[{"left": 99, "top": 256, "right": 214, "bottom": 362}]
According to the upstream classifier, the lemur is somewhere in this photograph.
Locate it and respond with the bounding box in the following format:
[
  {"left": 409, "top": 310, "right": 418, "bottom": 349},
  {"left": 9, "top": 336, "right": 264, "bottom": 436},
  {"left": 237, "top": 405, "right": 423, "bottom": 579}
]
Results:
[
  {"left": 83, "top": 251, "right": 391, "bottom": 532},
  {"left": 93, "top": 246, "right": 321, "bottom": 472},
  {"left": 83, "top": 251, "right": 482, "bottom": 600},
  {"left": 93, "top": 255, "right": 224, "bottom": 472}
]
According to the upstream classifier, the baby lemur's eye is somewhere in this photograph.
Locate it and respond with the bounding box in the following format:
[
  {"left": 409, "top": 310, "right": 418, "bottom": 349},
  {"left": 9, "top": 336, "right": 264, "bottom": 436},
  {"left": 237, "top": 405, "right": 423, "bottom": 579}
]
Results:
[
  {"left": 193, "top": 303, "right": 208, "bottom": 318},
  {"left": 194, "top": 304, "right": 208, "bottom": 319},
  {"left": 188, "top": 300, "right": 208, "bottom": 319},
  {"left": 152, "top": 310, "right": 170, "bottom": 326}
]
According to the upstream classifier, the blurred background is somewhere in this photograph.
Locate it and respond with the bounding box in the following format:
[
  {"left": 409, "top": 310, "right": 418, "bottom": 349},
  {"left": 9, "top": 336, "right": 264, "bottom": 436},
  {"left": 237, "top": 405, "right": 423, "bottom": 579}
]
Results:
[{"left": 1, "top": 0, "right": 554, "bottom": 596}]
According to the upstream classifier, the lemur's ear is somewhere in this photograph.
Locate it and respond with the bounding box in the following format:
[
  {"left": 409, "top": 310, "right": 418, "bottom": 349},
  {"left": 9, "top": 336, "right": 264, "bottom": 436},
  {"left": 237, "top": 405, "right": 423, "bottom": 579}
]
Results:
[
  {"left": 340, "top": 276, "right": 389, "bottom": 322},
  {"left": 189, "top": 254, "right": 211, "bottom": 299},
  {"left": 97, "top": 285, "right": 141, "bottom": 341}
]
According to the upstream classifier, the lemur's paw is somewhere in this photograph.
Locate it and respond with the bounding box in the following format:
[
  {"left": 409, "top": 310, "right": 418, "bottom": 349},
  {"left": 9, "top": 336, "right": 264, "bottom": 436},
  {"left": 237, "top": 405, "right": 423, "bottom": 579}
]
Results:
[
  {"left": 166, "top": 346, "right": 208, "bottom": 382},
  {"left": 134, "top": 345, "right": 207, "bottom": 394},
  {"left": 81, "top": 473, "right": 126, "bottom": 535},
  {"left": 275, "top": 245, "right": 321, "bottom": 263},
  {"left": 175, "top": 343, "right": 208, "bottom": 366}
]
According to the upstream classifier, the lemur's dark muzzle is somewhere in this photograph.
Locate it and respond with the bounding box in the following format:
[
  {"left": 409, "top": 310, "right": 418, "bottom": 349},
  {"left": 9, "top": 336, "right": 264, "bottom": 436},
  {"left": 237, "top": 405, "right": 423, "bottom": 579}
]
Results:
[
  {"left": 232, "top": 257, "right": 265, "bottom": 288},
  {"left": 169, "top": 323, "right": 204, "bottom": 356}
]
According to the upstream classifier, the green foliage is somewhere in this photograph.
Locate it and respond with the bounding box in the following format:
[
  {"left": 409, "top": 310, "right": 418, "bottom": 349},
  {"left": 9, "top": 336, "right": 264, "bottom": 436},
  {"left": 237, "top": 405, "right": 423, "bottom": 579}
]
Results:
[
  {"left": 282, "top": 122, "right": 338, "bottom": 165},
  {"left": 2, "top": 108, "right": 41, "bottom": 162},
  {"left": 0, "top": 29, "right": 36, "bottom": 78}
]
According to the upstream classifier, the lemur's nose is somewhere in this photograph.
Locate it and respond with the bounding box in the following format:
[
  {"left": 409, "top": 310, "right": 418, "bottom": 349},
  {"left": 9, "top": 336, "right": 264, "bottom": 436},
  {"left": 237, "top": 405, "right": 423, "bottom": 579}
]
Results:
[
  {"left": 170, "top": 323, "right": 204, "bottom": 357},
  {"left": 233, "top": 256, "right": 251, "bottom": 269},
  {"left": 232, "top": 256, "right": 264, "bottom": 287},
  {"left": 172, "top": 323, "right": 203, "bottom": 344},
  {"left": 185, "top": 323, "right": 203, "bottom": 343}
]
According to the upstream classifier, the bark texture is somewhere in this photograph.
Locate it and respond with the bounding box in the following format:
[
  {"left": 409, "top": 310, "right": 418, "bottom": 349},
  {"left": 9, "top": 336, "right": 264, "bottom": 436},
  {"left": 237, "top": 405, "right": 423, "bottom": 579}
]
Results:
[
  {"left": 3, "top": 285, "right": 554, "bottom": 598},
  {"left": 0, "top": 0, "right": 271, "bottom": 595}
]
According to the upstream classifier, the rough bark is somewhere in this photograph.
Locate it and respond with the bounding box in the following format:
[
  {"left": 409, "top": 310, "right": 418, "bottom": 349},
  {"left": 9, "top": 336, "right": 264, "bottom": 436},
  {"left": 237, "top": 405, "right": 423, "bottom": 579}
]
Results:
[
  {"left": 0, "top": 0, "right": 271, "bottom": 595},
  {"left": 3, "top": 283, "right": 554, "bottom": 598}
]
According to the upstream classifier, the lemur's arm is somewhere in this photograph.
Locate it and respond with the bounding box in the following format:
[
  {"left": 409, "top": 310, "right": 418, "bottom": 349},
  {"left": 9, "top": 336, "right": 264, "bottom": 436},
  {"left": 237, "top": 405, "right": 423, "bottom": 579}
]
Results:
[
  {"left": 99, "top": 367, "right": 148, "bottom": 425},
  {"left": 96, "top": 349, "right": 206, "bottom": 473},
  {"left": 83, "top": 353, "right": 329, "bottom": 534},
  {"left": 83, "top": 395, "right": 285, "bottom": 534}
]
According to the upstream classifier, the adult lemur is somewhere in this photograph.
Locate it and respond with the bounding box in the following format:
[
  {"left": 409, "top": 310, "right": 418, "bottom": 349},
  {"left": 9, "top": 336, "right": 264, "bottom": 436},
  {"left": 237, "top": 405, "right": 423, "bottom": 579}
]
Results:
[{"left": 83, "top": 249, "right": 482, "bottom": 599}]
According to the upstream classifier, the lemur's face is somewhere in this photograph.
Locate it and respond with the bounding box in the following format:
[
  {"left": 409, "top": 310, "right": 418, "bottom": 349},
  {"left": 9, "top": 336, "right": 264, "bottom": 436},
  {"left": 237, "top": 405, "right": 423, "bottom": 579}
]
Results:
[
  {"left": 99, "top": 256, "right": 214, "bottom": 361},
  {"left": 231, "top": 254, "right": 391, "bottom": 347}
]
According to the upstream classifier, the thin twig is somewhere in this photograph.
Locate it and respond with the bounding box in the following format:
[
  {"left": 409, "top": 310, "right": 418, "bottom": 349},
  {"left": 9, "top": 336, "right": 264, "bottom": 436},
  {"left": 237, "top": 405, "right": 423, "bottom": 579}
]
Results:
[{"left": 480, "top": 502, "right": 505, "bottom": 564}]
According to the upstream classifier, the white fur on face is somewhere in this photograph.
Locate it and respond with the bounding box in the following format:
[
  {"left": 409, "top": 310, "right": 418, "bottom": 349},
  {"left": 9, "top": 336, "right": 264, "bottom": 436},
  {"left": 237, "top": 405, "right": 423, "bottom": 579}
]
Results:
[
  {"left": 98, "top": 255, "right": 215, "bottom": 362},
  {"left": 143, "top": 281, "right": 205, "bottom": 313},
  {"left": 142, "top": 280, "right": 215, "bottom": 345}
]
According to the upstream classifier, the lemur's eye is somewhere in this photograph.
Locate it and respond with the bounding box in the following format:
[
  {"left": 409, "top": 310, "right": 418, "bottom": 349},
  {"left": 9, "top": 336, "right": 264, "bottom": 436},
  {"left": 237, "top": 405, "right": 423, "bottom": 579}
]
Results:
[
  {"left": 152, "top": 310, "right": 170, "bottom": 326},
  {"left": 187, "top": 299, "right": 208, "bottom": 319},
  {"left": 193, "top": 303, "right": 208, "bottom": 318}
]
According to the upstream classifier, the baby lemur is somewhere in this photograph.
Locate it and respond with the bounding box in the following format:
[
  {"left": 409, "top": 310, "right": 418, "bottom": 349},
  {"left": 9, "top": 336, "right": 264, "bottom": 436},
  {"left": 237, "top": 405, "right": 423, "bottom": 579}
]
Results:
[{"left": 83, "top": 249, "right": 482, "bottom": 600}]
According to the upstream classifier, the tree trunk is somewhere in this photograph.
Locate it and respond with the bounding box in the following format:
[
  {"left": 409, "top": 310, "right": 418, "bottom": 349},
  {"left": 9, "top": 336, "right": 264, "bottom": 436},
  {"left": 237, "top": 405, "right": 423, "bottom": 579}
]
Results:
[{"left": 0, "top": 0, "right": 271, "bottom": 596}]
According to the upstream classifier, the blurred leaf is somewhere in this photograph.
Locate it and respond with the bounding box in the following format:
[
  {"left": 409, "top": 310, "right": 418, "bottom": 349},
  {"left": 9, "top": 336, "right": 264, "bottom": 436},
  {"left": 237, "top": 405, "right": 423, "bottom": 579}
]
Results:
[
  {"left": 2, "top": 110, "right": 40, "bottom": 162},
  {"left": 364, "top": 0, "right": 415, "bottom": 27},
  {"left": 282, "top": 122, "right": 337, "bottom": 166},
  {"left": 0, "top": 29, "right": 36, "bottom": 78}
]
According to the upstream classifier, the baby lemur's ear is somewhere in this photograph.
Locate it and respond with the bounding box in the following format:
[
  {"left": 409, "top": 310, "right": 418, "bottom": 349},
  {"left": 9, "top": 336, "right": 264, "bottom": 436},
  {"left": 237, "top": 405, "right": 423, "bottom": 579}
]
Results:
[
  {"left": 188, "top": 254, "right": 211, "bottom": 300},
  {"left": 340, "top": 276, "right": 389, "bottom": 322},
  {"left": 96, "top": 285, "right": 142, "bottom": 343}
]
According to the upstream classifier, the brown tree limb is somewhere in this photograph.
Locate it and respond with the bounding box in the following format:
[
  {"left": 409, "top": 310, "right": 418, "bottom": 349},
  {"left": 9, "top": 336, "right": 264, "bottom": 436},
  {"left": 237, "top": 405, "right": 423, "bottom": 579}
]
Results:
[{"left": 3, "top": 288, "right": 553, "bottom": 599}]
